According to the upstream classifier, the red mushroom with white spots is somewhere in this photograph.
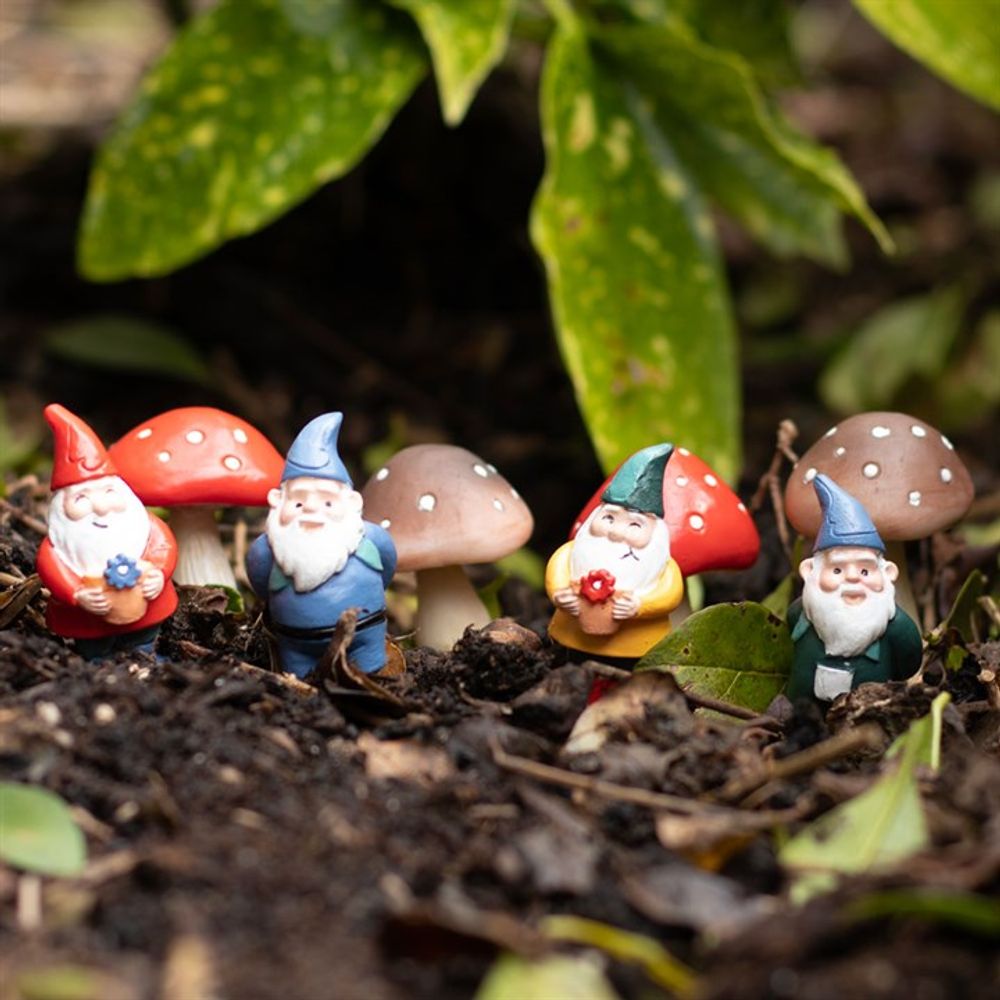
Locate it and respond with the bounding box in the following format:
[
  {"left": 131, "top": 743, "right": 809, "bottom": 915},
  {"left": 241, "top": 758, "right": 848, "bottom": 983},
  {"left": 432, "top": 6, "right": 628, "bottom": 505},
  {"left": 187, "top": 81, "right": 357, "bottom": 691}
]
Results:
[
  {"left": 570, "top": 446, "right": 760, "bottom": 577},
  {"left": 784, "top": 411, "right": 974, "bottom": 620},
  {"left": 360, "top": 444, "right": 534, "bottom": 651},
  {"left": 108, "top": 407, "right": 284, "bottom": 589}
]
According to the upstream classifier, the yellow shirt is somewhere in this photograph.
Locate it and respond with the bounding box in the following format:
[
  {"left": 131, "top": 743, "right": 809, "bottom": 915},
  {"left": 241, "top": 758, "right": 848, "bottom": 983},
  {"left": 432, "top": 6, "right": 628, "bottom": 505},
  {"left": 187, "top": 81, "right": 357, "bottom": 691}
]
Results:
[{"left": 545, "top": 541, "right": 684, "bottom": 658}]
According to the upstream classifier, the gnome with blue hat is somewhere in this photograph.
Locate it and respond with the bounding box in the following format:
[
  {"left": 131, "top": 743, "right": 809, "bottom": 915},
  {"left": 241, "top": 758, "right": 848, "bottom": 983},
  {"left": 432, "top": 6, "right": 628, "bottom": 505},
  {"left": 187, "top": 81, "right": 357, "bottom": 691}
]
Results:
[
  {"left": 788, "top": 474, "right": 921, "bottom": 704},
  {"left": 546, "top": 443, "right": 683, "bottom": 659},
  {"left": 246, "top": 412, "right": 397, "bottom": 677}
]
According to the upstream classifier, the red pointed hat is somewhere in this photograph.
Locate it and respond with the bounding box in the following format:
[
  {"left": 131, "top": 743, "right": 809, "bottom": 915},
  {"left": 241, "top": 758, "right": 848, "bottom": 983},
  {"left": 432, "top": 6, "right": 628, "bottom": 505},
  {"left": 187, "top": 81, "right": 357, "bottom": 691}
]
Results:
[{"left": 45, "top": 404, "right": 117, "bottom": 491}]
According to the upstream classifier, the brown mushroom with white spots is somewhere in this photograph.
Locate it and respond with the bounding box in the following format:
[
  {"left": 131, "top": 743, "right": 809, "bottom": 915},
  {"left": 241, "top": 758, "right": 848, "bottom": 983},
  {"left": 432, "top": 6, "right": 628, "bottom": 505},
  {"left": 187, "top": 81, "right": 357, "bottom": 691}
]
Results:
[
  {"left": 108, "top": 407, "right": 284, "bottom": 589},
  {"left": 784, "top": 412, "right": 974, "bottom": 619},
  {"left": 361, "top": 444, "right": 534, "bottom": 651}
]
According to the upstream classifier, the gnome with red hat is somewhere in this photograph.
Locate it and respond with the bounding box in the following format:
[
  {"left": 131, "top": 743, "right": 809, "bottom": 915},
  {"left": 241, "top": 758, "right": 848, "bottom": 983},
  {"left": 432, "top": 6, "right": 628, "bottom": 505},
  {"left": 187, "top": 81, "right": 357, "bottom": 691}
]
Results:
[{"left": 36, "top": 404, "right": 178, "bottom": 659}]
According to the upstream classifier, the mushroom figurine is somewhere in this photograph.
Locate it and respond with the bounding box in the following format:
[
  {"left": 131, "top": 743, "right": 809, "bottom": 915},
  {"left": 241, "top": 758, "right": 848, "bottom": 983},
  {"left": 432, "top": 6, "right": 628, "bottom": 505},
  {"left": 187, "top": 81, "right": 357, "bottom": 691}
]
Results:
[
  {"left": 108, "top": 408, "right": 284, "bottom": 590},
  {"left": 784, "top": 412, "right": 974, "bottom": 621},
  {"left": 360, "top": 444, "right": 534, "bottom": 652},
  {"left": 36, "top": 404, "right": 178, "bottom": 660},
  {"left": 788, "top": 474, "right": 922, "bottom": 705},
  {"left": 549, "top": 443, "right": 759, "bottom": 660}
]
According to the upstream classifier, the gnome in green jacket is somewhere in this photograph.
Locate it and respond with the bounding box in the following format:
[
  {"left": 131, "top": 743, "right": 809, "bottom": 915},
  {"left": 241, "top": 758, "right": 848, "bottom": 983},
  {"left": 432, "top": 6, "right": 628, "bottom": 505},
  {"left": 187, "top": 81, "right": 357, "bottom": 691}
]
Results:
[{"left": 787, "top": 474, "right": 922, "bottom": 704}]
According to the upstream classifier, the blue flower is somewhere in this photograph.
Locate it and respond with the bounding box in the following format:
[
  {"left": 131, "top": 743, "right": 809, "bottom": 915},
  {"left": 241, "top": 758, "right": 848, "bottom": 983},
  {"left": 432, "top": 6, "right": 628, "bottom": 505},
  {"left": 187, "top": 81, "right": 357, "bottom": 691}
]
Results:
[{"left": 104, "top": 554, "right": 141, "bottom": 590}]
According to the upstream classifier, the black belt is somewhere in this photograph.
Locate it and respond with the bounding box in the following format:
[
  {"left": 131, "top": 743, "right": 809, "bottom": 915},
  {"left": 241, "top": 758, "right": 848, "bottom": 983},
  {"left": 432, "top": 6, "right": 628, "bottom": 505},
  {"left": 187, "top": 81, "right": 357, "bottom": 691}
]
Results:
[{"left": 263, "top": 608, "right": 386, "bottom": 642}]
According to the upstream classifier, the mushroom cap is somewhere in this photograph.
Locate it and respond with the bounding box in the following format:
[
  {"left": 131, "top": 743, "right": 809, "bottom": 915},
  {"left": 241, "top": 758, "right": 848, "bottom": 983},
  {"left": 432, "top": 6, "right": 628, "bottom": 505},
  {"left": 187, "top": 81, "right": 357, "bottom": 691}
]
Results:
[
  {"left": 360, "top": 444, "right": 534, "bottom": 571},
  {"left": 108, "top": 407, "right": 284, "bottom": 507},
  {"left": 570, "top": 447, "right": 759, "bottom": 576},
  {"left": 784, "top": 412, "right": 974, "bottom": 540}
]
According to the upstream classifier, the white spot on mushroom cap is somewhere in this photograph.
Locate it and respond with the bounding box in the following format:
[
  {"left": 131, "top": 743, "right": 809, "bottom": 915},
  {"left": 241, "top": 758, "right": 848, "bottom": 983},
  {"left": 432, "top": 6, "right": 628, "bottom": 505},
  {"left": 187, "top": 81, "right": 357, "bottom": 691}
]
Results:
[
  {"left": 418, "top": 493, "right": 436, "bottom": 512},
  {"left": 909, "top": 491, "right": 922, "bottom": 507},
  {"left": 233, "top": 428, "right": 248, "bottom": 444},
  {"left": 824, "top": 426, "right": 837, "bottom": 437},
  {"left": 380, "top": 518, "right": 391, "bottom": 529},
  {"left": 186, "top": 429, "right": 205, "bottom": 444},
  {"left": 940, "top": 467, "right": 953, "bottom": 483},
  {"left": 157, "top": 451, "right": 171, "bottom": 463},
  {"left": 675, "top": 475, "right": 689, "bottom": 487},
  {"left": 137, "top": 428, "right": 153, "bottom": 440},
  {"left": 834, "top": 447, "right": 846, "bottom": 457},
  {"left": 510, "top": 487, "right": 520, "bottom": 500},
  {"left": 375, "top": 467, "right": 389, "bottom": 481},
  {"left": 688, "top": 514, "right": 705, "bottom": 531},
  {"left": 804, "top": 467, "right": 817, "bottom": 484},
  {"left": 863, "top": 462, "right": 880, "bottom": 478},
  {"left": 911, "top": 425, "right": 927, "bottom": 438},
  {"left": 704, "top": 474, "right": 718, "bottom": 487},
  {"left": 678, "top": 447, "right": 690, "bottom": 457},
  {"left": 871, "top": 425, "right": 891, "bottom": 438},
  {"left": 492, "top": 498, "right": 505, "bottom": 512},
  {"left": 942, "top": 434, "right": 955, "bottom": 450},
  {"left": 223, "top": 455, "right": 241, "bottom": 471},
  {"left": 473, "top": 463, "right": 489, "bottom": 478},
  {"left": 737, "top": 502, "right": 746, "bottom": 512},
  {"left": 486, "top": 463, "right": 497, "bottom": 474}
]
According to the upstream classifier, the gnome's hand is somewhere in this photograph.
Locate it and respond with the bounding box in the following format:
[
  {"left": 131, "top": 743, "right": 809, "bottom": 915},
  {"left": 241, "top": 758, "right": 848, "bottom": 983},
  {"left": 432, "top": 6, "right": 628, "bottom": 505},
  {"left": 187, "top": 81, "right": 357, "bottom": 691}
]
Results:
[
  {"left": 141, "top": 568, "right": 165, "bottom": 600},
  {"left": 552, "top": 587, "right": 581, "bottom": 615},
  {"left": 611, "top": 592, "right": 640, "bottom": 620},
  {"left": 76, "top": 586, "right": 111, "bottom": 616}
]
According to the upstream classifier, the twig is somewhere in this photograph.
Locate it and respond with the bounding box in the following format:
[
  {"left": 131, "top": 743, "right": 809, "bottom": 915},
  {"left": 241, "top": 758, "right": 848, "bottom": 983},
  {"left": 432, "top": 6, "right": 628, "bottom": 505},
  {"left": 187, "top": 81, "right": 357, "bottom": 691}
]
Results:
[
  {"left": 491, "top": 741, "right": 734, "bottom": 816},
  {"left": 727, "top": 724, "right": 883, "bottom": 806},
  {"left": 0, "top": 498, "right": 47, "bottom": 535},
  {"left": 583, "top": 661, "right": 765, "bottom": 721},
  {"left": 750, "top": 418, "right": 799, "bottom": 560},
  {"left": 175, "top": 639, "right": 317, "bottom": 698}
]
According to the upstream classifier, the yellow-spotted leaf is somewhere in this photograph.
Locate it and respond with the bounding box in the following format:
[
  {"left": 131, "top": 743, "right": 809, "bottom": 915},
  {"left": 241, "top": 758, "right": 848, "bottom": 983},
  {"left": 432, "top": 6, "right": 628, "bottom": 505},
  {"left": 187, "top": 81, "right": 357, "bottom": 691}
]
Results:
[
  {"left": 853, "top": 0, "right": 1000, "bottom": 112},
  {"left": 79, "top": 0, "right": 426, "bottom": 280},
  {"left": 531, "top": 25, "right": 740, "bottom": 480},
  {"left": 391, "top": 0, "right": 517, "bottom": 125},
  {"left": 596, "top": 22, "right": 889, "bottom": 267}
]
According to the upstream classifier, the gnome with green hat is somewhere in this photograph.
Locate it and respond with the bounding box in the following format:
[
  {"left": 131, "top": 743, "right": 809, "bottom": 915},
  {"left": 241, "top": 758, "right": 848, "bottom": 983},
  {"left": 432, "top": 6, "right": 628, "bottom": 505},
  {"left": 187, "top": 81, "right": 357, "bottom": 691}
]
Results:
[{"left": 546, "top": 444, "right": 683, "bottom": 659}]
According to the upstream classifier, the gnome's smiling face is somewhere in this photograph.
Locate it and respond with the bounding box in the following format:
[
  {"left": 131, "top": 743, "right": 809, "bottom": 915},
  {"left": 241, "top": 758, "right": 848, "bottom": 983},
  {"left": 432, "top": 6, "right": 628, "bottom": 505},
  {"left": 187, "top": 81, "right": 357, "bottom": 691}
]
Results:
[{"left": 266, "top": 476, "right": 365, "bottom": 592}]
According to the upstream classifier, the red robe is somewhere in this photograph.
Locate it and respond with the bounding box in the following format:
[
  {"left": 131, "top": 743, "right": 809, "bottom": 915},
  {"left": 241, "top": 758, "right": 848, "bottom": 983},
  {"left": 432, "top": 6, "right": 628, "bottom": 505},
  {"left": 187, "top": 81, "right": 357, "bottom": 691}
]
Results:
[{"left": 37, "top": 515, "right": 178, "bottom": 638}]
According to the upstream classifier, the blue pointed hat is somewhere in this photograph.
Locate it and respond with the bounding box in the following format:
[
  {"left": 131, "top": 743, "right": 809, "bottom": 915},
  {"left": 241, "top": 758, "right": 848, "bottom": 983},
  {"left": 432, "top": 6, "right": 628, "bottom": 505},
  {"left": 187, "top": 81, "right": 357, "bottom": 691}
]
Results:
[
  {"left": 601, "top": 443, "right": 673, "bottom": 517},
  {"left": 281, "top": 412, "right": 352, "bottom": 486},
  {"left": 813, "top": 474, "right": 883, "bottom": 553}
]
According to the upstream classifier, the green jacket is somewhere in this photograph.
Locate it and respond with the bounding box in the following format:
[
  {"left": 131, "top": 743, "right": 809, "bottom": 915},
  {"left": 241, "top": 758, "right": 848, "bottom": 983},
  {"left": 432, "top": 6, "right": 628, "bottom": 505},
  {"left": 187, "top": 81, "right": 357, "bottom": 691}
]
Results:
[{"left": 787, "top": 598, "right": 922, "bottom": 703}]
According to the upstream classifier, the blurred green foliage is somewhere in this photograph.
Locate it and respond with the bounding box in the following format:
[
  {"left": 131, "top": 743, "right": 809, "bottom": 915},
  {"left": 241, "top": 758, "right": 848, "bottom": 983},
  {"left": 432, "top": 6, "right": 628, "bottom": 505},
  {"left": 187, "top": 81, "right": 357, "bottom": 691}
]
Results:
[{"left": 75, "top": 0, "right": 998, "bottom": 479}]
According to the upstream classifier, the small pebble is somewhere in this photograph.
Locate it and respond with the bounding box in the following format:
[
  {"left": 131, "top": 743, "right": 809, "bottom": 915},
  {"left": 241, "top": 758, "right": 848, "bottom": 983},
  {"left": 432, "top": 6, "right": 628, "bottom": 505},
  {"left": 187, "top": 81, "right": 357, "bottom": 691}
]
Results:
[{"left": 93, "top": 703, "right": 116, "bottom": 725}]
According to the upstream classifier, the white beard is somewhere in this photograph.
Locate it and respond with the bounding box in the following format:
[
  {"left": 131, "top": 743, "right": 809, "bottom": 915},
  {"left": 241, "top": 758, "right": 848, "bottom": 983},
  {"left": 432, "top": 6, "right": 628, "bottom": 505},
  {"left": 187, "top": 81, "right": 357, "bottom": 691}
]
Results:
[
  {"left": 47, "top": 477, "right": 152, "bottom": 578},
  {"left": 802, "top": 558, "right": 897, "bottom": 657},
  {"left": 267, "top": 506, "right": 364, "bottom": 593},
  {"left": 570, "top": 510, "right": 671, "bottom": 597}
]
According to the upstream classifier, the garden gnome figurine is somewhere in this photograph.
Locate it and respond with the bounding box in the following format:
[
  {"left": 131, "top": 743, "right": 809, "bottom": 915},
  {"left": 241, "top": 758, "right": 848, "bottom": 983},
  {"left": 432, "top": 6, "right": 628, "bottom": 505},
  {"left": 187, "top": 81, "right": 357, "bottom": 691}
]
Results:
[
  {"left": 546, "top": 444, "right": 683, "bottom": 659},
  {"left": 36, "top": 404, "right": 178, "bottom": 659},
  {"left": 246, "top": 412, "right": 397, "bottom": 678},
  {"left": 788, "top": 474, "right": 922, "bottom": 704}
]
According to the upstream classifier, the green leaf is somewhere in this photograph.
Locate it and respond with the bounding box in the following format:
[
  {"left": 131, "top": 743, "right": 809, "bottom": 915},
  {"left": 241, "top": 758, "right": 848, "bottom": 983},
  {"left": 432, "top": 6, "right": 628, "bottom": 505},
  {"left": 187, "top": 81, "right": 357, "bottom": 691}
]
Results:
[
  {"left": 818, "top": 285, "right": 967, "bottom": 414},
  {"left": 79, "top": 0, "right": 426, "bottom": 280},
  {"left": 940, "top": 569, "right": 987, "bottom": 643},
  {"left": 853, "top": 0, "right": 1000, "bottom": 112},
  {"left": 886, "top": 691, "right": 949, "bottom": 772},
  {"left": 845, "top": 889, "right": 1000, "bottom": 937},
  {"left": 530, "top": 26, "right": 741, "bottom": 480},
  {"left": 596, "top": 22, "right": 890, "bottom": 267},
  {"left": 543, "top": 915, "right": 697, "bottom": 997},
  {"left": 0, "top": 782, "right": 86, "bottom": 877},
  {"left": 760, "top": 572, "right": 795, "bottom": 620},
  {"left": 933, "top": 310, "right": 1000, "bottom": 430},
  {"left": 391, "top": 0, "right": 516, "bottom": 125},
  {"left": 474, "top": 954, "right": 621, "bottom": 1000},
  {"left": 16, "top": 966, "right": 106, "bottom": 1000},
  {"left": 635, "top": 602, "right": 793, "bottom": 712},
  {"left": 45, "top": 315, "right": 210, "bottom": 383},
  {"left": 780, "top": 703, "right": 935, "bottom": 902}
]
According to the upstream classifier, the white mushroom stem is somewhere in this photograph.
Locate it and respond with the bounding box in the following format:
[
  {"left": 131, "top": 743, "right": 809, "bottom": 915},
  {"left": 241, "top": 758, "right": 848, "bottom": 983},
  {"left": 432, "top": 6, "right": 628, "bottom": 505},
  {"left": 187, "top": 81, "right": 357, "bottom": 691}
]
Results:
[
  {"left": 414, "top": 564, "right": 492, "bottom": 652},
  {"left": 886, "top": 539, "right": 920, "bottom": 628},
  {"left": 168, "top": 506, "right": 237, "bottom": 589}
]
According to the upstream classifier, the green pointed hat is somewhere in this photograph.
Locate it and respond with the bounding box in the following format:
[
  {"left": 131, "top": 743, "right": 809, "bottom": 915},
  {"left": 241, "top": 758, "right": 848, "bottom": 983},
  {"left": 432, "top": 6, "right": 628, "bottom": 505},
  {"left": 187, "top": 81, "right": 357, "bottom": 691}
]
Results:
[{"left": 601, "top": 443, "right": 673, "bottom": 517}]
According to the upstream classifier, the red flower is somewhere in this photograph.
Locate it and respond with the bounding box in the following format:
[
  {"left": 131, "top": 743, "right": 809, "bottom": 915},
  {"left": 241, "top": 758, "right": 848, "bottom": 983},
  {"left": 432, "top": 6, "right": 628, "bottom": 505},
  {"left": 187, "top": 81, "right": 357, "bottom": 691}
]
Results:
[{"left": 580, "top": 568, "right": 616, "bottom": 604}]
